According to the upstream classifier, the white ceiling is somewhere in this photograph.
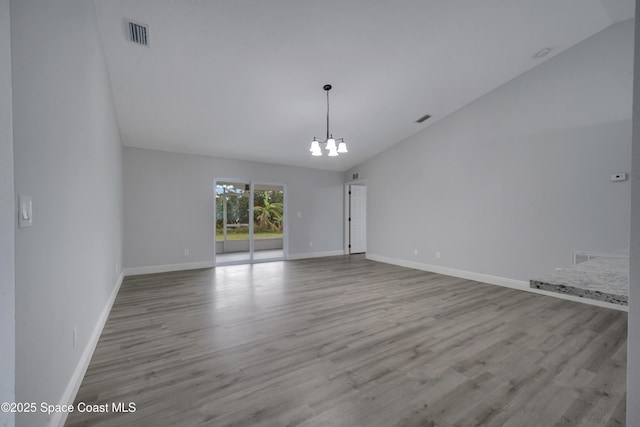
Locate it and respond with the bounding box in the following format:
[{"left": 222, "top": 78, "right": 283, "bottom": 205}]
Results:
[{"left": 95, "top": 0, "right": 634, "bottom": 172}]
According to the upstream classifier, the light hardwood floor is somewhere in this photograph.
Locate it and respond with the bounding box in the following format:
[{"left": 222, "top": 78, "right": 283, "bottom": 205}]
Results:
[{"left": 65, "top": 256, "right": 627, "bottom": 427}]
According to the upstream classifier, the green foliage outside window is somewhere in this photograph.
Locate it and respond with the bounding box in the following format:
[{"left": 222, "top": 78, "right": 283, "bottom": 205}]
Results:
[{"left": 216, "top": 188, "right": 284, "bottom": 240}]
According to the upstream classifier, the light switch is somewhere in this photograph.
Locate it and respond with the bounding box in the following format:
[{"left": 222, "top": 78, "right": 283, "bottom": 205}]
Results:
[{"left": 18, "top": 195, "right": 32, "bottom": 227}]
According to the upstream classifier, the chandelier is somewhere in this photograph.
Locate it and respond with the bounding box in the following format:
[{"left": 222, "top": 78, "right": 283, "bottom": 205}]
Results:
[{"left": 310, "top": 84, "right": 347, "bottom": 157}]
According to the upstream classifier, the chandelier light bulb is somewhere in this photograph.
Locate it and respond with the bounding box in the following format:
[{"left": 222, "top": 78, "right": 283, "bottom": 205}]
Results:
[
  {"left": 328, "top": 148, "right": 338, "bottom": 157},
  {"left": 326, "top": 138, "right": 337, "bottom": 151},
  {"left": 310, "top": 139, "right": 320, "bottom": 152},
  {"left": 311, "top": 147, "right": 323, "bottom": 156},
  {"left": 337, "top": 141, "right": 348, "bottom": 153}
]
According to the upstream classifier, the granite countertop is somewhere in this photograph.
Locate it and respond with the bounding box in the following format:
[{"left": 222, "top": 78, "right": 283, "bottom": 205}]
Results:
[{"left": 530, "top": 256, "right": 628, "bottom": 306}]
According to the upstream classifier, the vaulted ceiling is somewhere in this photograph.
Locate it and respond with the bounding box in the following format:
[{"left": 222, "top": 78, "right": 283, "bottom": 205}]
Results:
[{"left": 95, "top": 0, "right": 635, "bottom": 171}]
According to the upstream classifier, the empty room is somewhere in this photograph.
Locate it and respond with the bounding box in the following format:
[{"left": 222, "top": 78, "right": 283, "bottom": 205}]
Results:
[{"left": 2, "top": 0, "right": 640, "bottom": 426}]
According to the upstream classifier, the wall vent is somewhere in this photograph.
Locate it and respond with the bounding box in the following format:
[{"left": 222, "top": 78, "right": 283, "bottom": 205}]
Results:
[
  {"left": 127, "top": 20, "right": 149, "bottom": 46},
  {"left": 415, "top": 114, "right": 431, "bottom": 123},
  {"left": 352, "top": 173, "right": 359, "bottom": 180}
]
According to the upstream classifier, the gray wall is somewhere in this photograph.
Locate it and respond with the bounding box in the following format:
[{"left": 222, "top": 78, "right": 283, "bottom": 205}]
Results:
[
  {"left": 11, "top": 0, "right": 123, "bottom": 426},
  {"left": 123, "top": 147, "right": 344, "bottom": 269},
  {"left": 629, "top": 3, "right": 640, "bottom": 425},
  {"left": 0, "top": 0, "right": 14, "bottom": 426},
  {"left": 346, "top": 20, "right": 633, "bottom": 283}
]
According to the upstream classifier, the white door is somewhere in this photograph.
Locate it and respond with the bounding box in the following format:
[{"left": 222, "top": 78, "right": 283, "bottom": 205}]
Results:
[{"left": 349, "top": 185, "right": 367, "bottom": 254}]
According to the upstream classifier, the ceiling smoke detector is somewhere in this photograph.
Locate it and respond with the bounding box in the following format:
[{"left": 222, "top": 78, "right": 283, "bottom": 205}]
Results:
[{"left": 532, "top": 47, "right": 552, "bottom": 59}]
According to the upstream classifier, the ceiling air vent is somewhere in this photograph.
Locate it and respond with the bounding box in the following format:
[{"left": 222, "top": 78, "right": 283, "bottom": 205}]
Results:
[
  {"left": 415, "top": 114, "right": 431, "bottom": 124},
  {"left": 127, "top": 20, "right": 149, "bottom": 46}
]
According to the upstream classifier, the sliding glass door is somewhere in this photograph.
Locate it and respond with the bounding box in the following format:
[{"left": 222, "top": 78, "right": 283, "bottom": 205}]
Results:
[
  {"left": 215, "top": 180, "right": 286, "bottom": 265},
  {"left": 253, "top": 183, "right": 285, "bottom": 261},
  {"left": 215, "top": 181, "right": 251, "bottom": 264}
]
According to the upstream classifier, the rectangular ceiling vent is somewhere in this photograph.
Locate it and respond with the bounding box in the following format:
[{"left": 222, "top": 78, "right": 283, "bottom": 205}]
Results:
[
  {"left": 127, "top": 20, "right": 149, "bottom": 46},
  {"left": 415, "top": 114, "right": 431, "bottom": 124}
]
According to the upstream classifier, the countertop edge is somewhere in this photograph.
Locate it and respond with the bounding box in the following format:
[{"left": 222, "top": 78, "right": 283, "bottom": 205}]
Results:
[{"left": 530, "top": 280, "right": 628, "bottom": 306}]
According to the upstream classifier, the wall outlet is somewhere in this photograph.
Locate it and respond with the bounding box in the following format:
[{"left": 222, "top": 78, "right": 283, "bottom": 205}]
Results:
[
  {"left": 436, "top": 251, "right": 441, "bottom": 259},
  {"left": 610, "top": 173, "right": 626, "bottom": 182},
  {"left": 184, "top": 249, "right": 189, "bottom": 256},
  {"left": 413, "top": 249, "right": 418, "bottom": 256},
  {"left": 73, "top": 327, "right": 77, "bottom": 348}
]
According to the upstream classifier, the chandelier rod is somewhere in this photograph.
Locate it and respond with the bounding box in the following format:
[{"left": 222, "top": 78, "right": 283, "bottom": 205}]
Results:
[{"left": 326, "top": 86, "right": 330, "bottom": 141}]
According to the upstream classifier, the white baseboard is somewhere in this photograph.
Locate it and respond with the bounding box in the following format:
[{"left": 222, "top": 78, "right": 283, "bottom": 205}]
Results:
[
  {"left": 50, "top": 272, "right": 125, "bottom": 427},
  {"left": 288, "top": 250, "right": 345, "bottom": 260},
  {"left": 367, "top": 253, "right": 627, "bottom": 312},
  {"left": 123, "top": 260, "right": 215, "bottom": 276}
]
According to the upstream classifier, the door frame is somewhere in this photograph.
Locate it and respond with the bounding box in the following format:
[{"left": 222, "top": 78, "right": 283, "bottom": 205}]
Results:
[
  {"left": 214, "top": 178, "right": 288, "bottom": 266},
  {"left": 344, "top": 179, "right": 368, "bottom": 255}
]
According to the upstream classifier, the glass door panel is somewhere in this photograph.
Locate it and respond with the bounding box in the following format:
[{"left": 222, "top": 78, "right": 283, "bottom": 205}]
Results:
[
  {"left": 253, "top": 183, "right": 285, "bottom": 261},
  {"left": 215, "top": 181, "right": 251, "bottom": 265}
]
